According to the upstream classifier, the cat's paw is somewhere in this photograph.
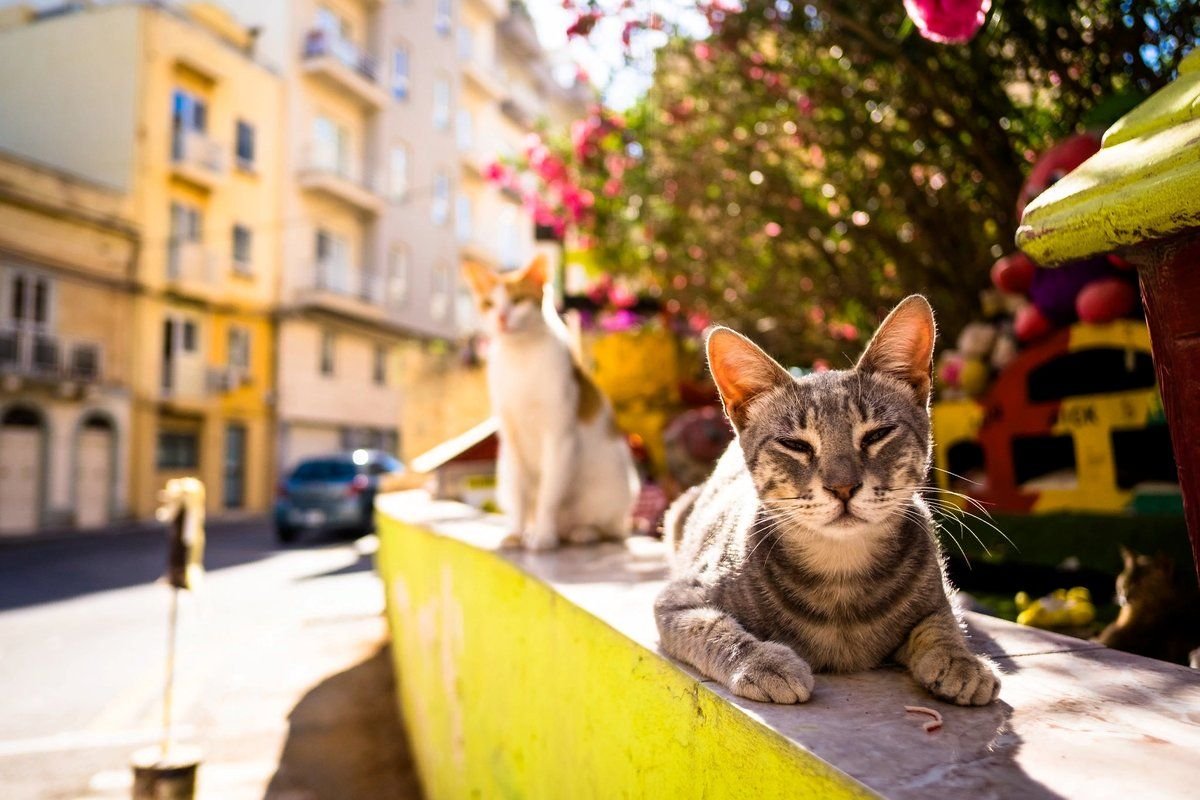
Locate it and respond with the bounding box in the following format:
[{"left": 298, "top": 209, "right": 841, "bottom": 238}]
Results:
[
  {"left": 911, "top": 650, "right": 1000, "bottom": 706},
  {"left": 728, "top": 642, "right": 814, "bottom": 704},
  {"left": 523, "top": 525, "right": 559, "bottom": 551},
  {"left": 499, "top": 531, "right": 524, "bottom": 550}
]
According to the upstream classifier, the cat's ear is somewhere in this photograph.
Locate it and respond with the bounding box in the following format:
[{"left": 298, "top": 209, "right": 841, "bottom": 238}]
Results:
[
  {"left": 461, "top": 261, "right": 497, "bottom": 298},
  {"left": 857, "top": 295, "right": 936, "bottom": 404},
  {"left": 513, "top": 253, "right": 549, "bottom": 288},
  {"left": 1119, "top": 545, "right": 1137, "bottom": 569},
  {"left": 707, "top": 327, "right": 792, "bottom": 426}
]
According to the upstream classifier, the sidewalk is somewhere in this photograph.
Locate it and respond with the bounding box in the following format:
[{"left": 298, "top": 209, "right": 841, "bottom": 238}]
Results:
[{"left": 0, "top": 526, "right": 421, "bottom": 800}]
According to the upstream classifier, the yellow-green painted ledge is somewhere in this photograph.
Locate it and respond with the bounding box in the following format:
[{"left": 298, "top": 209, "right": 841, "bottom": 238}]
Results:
[
  {"left": 374, "top": 492, "right": 1200, "bottom": 800},
  {"left": 1017, "top": 48, "right": 1200, "bottom": 265}
]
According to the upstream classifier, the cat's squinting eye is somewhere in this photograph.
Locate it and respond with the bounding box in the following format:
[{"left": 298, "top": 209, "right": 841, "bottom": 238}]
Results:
[
  {"left": 777, "top": 437, "right": 815, "bottom": 456},
  {"left": 861, "top": 426, "right": 896, "bottom": 449}
]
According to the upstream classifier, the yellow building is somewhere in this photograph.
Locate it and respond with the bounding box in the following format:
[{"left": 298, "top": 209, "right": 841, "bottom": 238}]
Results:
[
  {"left": 0, "top": 2, "right": 285, "bottom": 522},
  {"left": 0, "top": 151, "right": 139, "bottom": 534}
]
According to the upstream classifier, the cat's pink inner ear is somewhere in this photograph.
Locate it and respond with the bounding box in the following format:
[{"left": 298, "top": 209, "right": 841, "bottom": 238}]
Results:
[
  {"left": 857, "top": 295, "right": 936, "bottom": 402},
  {"left": 708, "top": 327, "right": 789, "bottom": 424}
]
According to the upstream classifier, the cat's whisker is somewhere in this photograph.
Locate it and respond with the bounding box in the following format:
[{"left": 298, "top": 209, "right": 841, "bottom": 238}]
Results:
[{"left": 930, "top": 466, "right": 983, "bottom": 487}]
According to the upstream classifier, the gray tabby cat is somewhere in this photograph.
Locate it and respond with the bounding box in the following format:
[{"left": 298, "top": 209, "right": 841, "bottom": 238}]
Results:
[{"left": 655, "top": 296, "right": 1000, "bottom": 706}]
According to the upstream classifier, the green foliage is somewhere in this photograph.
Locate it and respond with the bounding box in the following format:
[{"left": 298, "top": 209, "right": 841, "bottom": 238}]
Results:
[{"left": 557, "top": 0, "right": 1195, "bottom": 364}]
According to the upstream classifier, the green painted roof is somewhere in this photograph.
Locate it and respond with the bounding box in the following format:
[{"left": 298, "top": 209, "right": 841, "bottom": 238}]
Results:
[{"left": 1017, "top": 48, "right": 1200, "bottom": 266}]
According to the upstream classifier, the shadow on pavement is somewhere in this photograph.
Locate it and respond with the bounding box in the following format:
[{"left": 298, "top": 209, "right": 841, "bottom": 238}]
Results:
[
  {"left": 265, "top": 644, "right": 422, "bottom": 800},
  {"left": 0, "top": 519, "right": 353, "bottom": 613}
]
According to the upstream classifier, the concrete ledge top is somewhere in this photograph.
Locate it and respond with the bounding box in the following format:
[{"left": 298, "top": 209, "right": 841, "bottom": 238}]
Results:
[{"left": 378, "top": 491, "right": 1200, "bottom": 799}]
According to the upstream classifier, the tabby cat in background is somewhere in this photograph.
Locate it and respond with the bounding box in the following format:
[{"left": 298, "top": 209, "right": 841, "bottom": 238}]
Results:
[
  {"left": 656, "top": 296, "right": 1000, "bottom": 705},
  {"left": 463, "top": 256, "right": 639, "bottom": 550},
  {"left": 1097, "top": 546, "right": 1200, "bottom": 667}
]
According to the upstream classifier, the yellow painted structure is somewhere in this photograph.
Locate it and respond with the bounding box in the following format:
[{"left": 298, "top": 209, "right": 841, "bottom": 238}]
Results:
[
  {"left": 0, "top": 151, "right": 140, "bottom": 530},
  {"left": 376, "top": 506, "right": 870, "bottom": 800},
  {"left": 0, "top": 3, "right": 284, "bottom": 519},
  {"left": 586, "top": 327, "right": 684, "bottom": 474},
  {"left": 1016, "top": 48, "right": 1200, "bottom": 263}
]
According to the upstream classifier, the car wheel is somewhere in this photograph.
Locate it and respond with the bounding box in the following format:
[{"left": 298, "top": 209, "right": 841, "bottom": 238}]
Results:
[{"left": 275, "top": 524, "right": 298, "bottom": 545}]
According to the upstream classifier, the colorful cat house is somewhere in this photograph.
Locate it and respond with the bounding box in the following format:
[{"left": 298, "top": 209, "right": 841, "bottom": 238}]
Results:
[
  {"left": 933, "top": 320, "right": 1178, "bottom": 514},
  {"left": 409, "top": 418, "right": 499, "bottom": 509}
]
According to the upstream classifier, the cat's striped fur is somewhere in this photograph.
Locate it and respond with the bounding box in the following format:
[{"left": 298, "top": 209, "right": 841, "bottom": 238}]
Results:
[{"left": 655, "top": 296, "right": 1000, "bottom": 705}]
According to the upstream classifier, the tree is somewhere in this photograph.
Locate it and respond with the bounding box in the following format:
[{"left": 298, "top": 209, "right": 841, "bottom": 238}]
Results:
[{"left": 504, "top": 0, "right": 1196, "bottom": 364}]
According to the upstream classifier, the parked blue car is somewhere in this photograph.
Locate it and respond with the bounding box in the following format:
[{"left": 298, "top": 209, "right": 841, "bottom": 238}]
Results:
[{"left": 274, "top": 450, "right": 404, "bottom": 544}]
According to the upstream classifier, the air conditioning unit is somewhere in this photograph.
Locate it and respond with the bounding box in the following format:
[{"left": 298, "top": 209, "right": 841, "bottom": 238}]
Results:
[{"left": 206, "top": 367, "right": 233, "bottom": 393}]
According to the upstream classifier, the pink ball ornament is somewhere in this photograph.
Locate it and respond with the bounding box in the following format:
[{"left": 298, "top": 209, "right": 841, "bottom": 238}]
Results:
[
  {"left": 1076, "top": 278, "right": 1137, "bottom": 324},
  {"left": 1014, "top": 304, "right": 1054, "bottom": 343},
  {"left": 991, "top": 252, "right": 1036, "bottom": 296},
  {"left": 938, "top": 352, "right": 965, "bottom": 388}
]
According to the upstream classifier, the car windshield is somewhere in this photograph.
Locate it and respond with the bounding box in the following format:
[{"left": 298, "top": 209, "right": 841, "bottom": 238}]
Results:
[{"left": 290, "top": 460, "right": 357, "bottom": 481}]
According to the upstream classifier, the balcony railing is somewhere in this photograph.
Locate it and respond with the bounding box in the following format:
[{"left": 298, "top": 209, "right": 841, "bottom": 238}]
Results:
[
  {"left": 166, "top": 243, "right": 218, "bottom": 286},
  {"left": 0, "top": 326, "right": 103, "bottom": 382},
  {"left": 298, "top": 155, "right": 386, "bottom": 214},
  {"left": 171, "top": 130, "right": 225, "bottom": 184},
  {"left": 308, "top": 260, "right": 385, "bottom": 306},
  {"left": 303, "top": 29, "right": 378, "bottom": 83}
]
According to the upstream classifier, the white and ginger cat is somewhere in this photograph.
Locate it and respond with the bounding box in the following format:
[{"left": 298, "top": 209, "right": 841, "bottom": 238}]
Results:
[{"left": 463, "top": 255, "right": 639, "bottom": 550}]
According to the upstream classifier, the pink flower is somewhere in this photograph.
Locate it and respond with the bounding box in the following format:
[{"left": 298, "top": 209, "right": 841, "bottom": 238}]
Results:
[
  {"left": 764, "top": 222, "right": 782, "bottom": 237},
  {"left": 602, "top": 177, "right": 622, "bottom": 197},
  {"left": 483, "top": 161, "right": 507, "bottom": 183},
  {"left": 902, "top": 0, "right": 991, "bottom": 45},
  {"left": 694, "top": 42, "right": 712, "bottom": 61},
  {"left": 566, "top": 12, "right": 600, "bottom": 38}
]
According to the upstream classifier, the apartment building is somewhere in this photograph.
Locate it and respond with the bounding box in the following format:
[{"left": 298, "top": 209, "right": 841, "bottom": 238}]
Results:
[
  {"left": 0, "top": 152, "right": 138, "bottom": 533},
  {"left": 0, "top": 2, "right": 284, "bottom": 522}
]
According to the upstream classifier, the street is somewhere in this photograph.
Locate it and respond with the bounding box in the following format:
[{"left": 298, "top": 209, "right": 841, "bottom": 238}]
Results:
[{"left": 0, "top": 521, "right": 420, "bottom": 800}]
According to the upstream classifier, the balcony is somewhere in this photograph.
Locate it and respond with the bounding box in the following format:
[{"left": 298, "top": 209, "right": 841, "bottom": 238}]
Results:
[
  {"left": 171, "top": 130, "right": 226, "bottom": 190},
  {"left": 165, "top": 243, "right": 219, "bottom": 300},
  {"left": 461, "top": 60, "right": 507, "bottom": 101},
  {"left": 301, "top": 29, "right": 389, "bottom": 110},
  {"left": 298, "top": 158, "right": 386, "bottom": 216},
  {"left": 500, "top": 84, "right": 543, "bottom": 127},
  {"left": 293, "top": 260, "right": 387, "bottom": 322},
  {"left": 0, "top": 326, "right": 103, "bottom": 386}
]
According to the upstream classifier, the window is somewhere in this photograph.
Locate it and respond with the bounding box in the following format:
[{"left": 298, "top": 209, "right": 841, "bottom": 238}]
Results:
[
  {"left": 315, "top": 229, "right": 350, "bottom": 291},
  {"left": 456, "top": 108, "right": 473, "bottom": 151},
  {"left": 227, "top": 326, "right": 250, "bottom": 372},
  {"left": 312, "top": 116, "right": 350, "bottom": 175},
  {"left": 373, "top": 344, "right": 388, "bottom": 386},
  {"left": 157, "top": 430, "right": 199, "bottom": 470},
  {"left": 170, "top": 202, "right": 203, "bottom": 245},
  {"left": 171, "top": 89, "right": 207, "bottom": 160},
  {"left": 315, "top": 6, "right": 350, "bottom": 39},
  {"left": 457, "top": 25, "right": 473, "bottom": 61},
  {"left": 391, "top": 45, "right": 410, "bottom": 100},
  {"left": 387, "top": 246, "right": 409, "bottom": 307},
  {"left": 4, "top": 270, "right": 53, "bottom": 328},
  {"left": 389, "top": 144, "right": 409, "bottom": 201},
  {"left": 432, "top": 170, "right": 450, "bottom": 225},
  {"left": 455, "top": 193, "right": 472, "bottom": 243},
  {"left": 319, "top": 330, "right": 336, "bottom": 376},
  {"left": 235, "top": 120, "right": 255, "bottom": 168},
  {"left": 435, "top": 0, "right": 451, "bottom": 35},
  {"left": 433, "top": 78, "right": 451, "bottom": 131},
  {"left": 232, "top": 224, "right": 252, "bottom": 272},
  {"left": 431, "top": 262, "right": 451, "bottom": 320},
  {"left": 161, "top": 315, "right": 199, "bottom": 393}
]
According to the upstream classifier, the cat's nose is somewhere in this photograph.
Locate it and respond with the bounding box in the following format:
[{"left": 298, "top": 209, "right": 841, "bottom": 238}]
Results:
[{"left": 825, "top": 483, "right": 862, "bottom": 502}]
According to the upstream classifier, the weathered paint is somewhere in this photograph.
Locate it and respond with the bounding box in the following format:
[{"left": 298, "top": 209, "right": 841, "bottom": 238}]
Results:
[
  {"left": 1016, "top": 49, "right": 1200, "bottom": 265},
  {"left": 375, "top": 513, "right": 873, "bottom": 800}
]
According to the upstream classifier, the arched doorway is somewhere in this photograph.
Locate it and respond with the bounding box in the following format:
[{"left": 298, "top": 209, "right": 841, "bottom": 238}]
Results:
[
  {"left": 75, "top": 413, "right": 115, "bottom": 529},
  {"left": 0, "top": 405, "right": 45, "bottom": 534}
]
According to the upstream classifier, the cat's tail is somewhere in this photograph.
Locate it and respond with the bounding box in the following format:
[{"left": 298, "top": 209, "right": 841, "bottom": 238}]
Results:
[{"left": 663, "top": 485, "right": 702, "bottom": 552}]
